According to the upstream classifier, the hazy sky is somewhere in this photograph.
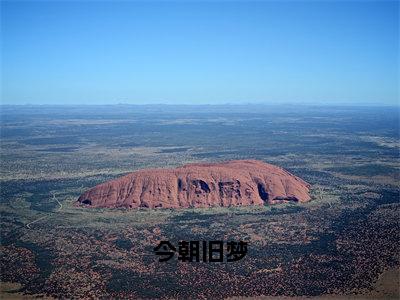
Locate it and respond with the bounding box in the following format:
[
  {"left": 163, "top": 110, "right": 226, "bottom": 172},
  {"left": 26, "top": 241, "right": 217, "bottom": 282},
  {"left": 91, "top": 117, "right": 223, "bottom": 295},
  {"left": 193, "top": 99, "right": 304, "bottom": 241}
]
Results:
[{"left": 1, "top": 1, "right": 399, "bottom": 105}]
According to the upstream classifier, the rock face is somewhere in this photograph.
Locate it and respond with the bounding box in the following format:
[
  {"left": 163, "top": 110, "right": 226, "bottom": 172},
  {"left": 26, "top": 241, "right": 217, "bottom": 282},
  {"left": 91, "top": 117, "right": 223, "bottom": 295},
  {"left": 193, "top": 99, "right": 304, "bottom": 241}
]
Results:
[{"left": 77, "top": 160, "right": 311, "bottom": 209}]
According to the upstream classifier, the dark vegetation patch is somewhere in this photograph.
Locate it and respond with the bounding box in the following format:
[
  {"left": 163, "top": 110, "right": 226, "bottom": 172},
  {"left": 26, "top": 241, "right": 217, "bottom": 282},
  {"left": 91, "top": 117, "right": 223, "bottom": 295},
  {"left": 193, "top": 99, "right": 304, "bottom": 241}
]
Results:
[
  {"left": 14, "top": 241, "right": 55, "bottom": 292},
  {"left": 118, "top": 141, "right": 140, "bottom": 147},
  {"left": 0, "top": 176, "right": 112, "bottom": 210},
  {"left": 20, "top": 136, "right": 83, "bottom": 146},
  {"left": 269, "top": 204, "right": 304, "bottom": 215},
  {"left": 107, "top": 269, "right": 180, "bottom": 298},
  {"left": 328, "top": 164, "right": 399, "bottom": 177},
  {"left": 374, "top": 189, "right": 400, "bottom": 205},
  {"left": 115, "top": 238, "right": 133, "bottom": 251},
  {"left": 192, "top": 151, "right": 239, "bottom": 158},
  {"left": 37, "top": 147, "right": 79, "bottom": 152},
  {"left": 296, "top": 169, "right": 358, "bottom": 187},
  {"left": 159, "top": 147, "right": 190, "bottom": 153}
]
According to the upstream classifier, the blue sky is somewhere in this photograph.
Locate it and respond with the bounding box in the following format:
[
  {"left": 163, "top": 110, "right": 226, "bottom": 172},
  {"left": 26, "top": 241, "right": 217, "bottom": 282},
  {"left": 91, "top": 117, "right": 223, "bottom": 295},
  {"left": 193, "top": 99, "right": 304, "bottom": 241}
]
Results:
[{"left": 1, "top": 1, "right": 399, "bottom": 105}]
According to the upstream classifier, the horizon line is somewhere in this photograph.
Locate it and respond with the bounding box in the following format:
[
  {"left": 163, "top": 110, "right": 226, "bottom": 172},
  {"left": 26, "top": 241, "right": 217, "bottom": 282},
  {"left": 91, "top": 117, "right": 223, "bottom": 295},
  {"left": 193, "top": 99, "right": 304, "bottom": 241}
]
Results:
[{"left": 0, "top": 102, "right": 399, "bottom": 108}]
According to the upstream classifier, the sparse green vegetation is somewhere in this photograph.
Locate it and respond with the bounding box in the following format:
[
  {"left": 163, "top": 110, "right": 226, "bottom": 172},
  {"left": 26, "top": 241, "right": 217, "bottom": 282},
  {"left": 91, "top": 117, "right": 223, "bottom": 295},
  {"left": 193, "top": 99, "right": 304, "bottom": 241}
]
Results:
[{"left": 0, "top": 105, "right": 399, "bottom": 299}]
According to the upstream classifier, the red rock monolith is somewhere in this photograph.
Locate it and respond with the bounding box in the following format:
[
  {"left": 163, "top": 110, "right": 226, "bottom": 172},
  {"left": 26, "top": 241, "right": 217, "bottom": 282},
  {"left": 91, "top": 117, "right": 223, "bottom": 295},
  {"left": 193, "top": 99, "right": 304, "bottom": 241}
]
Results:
[{"left": 77, "top": 160, "right": 311, "bottom": 209}]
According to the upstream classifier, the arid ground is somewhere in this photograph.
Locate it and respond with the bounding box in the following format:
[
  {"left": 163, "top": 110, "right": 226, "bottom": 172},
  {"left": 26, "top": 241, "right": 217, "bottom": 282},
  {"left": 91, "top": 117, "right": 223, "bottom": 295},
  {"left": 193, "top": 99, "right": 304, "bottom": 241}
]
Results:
[{"left": 1, "top": 105, "right": 399, "bottom": 299}]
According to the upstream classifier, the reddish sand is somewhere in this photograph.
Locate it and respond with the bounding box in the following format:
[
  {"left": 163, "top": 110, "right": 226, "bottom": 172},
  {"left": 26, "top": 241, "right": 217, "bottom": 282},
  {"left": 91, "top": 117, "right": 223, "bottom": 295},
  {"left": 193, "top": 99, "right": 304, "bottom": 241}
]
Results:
[{"left": 77, "top": 160, "right": 311, "bottom": 209}]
